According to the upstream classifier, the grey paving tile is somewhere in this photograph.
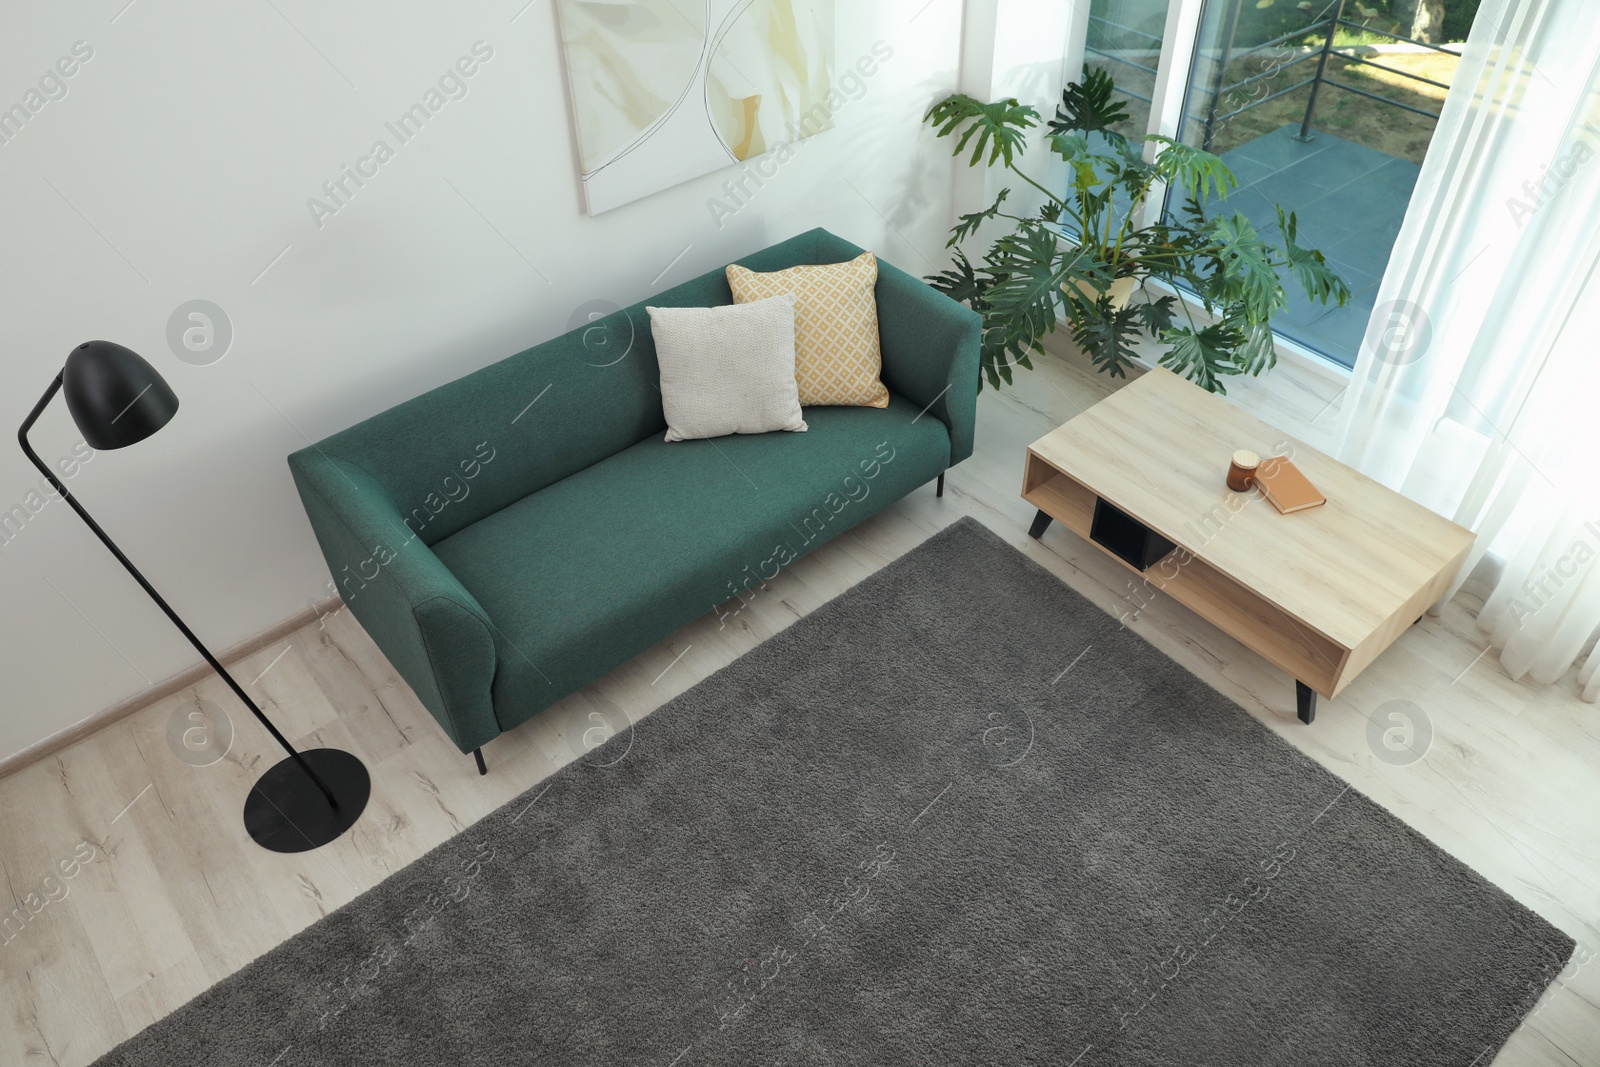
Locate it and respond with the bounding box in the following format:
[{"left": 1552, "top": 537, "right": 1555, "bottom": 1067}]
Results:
[
  {"left": 1222, "top": 125, "right": 1330, "bottom": 171},
  {"left": 1326, "top": 233, "right": 1394, "bottom": 278},
  {"left": 1171, "top": 126, "right": 1423, "bottom": 368}
]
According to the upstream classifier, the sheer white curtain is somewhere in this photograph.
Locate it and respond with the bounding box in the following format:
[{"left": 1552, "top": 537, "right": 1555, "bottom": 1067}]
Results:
[{"left": 1335, "top": 0, "right": 1600, "bottom": 700}]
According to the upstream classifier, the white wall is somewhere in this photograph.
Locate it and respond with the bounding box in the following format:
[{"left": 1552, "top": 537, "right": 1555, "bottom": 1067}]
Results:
[
  {"left": 991, "top": 1, "right": 1080, "bottom": 109},
  {"left": 948, "top": 0, "right": 1079, "bottom": 221},
  {"left": 0, "top": 0, "right": 967, "bottom": 761}
]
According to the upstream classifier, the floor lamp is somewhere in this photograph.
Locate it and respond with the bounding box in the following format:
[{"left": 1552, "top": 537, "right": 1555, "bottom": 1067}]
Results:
[{"left": 19, "top": 340, "right": 370, "bottom": 853}]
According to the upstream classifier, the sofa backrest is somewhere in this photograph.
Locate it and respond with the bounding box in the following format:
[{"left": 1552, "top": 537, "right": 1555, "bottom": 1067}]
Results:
[{"left": 300, "top": 227, "right": 869, "bottom": 546}]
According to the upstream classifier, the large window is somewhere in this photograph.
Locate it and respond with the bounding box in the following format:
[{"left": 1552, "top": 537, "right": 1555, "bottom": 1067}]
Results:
[{"left": 1084, "top": 0, "right": 1481, "bottom": 370}]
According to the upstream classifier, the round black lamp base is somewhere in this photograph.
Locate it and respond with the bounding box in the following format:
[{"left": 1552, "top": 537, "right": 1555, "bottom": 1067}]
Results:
[{"left": 243, "top": 748, "right": 370, "bottom": 853}]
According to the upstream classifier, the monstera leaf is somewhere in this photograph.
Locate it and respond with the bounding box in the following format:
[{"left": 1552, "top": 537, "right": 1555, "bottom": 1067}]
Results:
[
  {"left": 1048, "top": 67, "right": 1131, "bottom": 142},
  {"left": 1277, "top": 207, "right": 1352, "bottom": 308},
  {"left": 1233, "top": 321, "right": 1279, "bottom": 378},
  {"left": 1160, "top": 323, "right": 1246, "bottom": 394},
  {"left": 980, "top": 225, "right": 1080, "bottom": 371},
  {"left": 1207, "top": 212, "right": 1286, "bottom": 324},
  {"left": 1150, "top": 136, "right": 1237, "bottom": 203},
  {"left": 926, "top": 247, "right": 992, "bottom": 309},
  {"left": 925, "top": 94, "right": 1040, "bottom": 168},
  {"left": 948, "top": 189, "right": 1014, "bottom": 248},
  {"left": 1070, "top": 300, "right": 1145, "bottom": 379},
  {"left": 1136, "top": 293, "right": 1177, "bottom": 336}
]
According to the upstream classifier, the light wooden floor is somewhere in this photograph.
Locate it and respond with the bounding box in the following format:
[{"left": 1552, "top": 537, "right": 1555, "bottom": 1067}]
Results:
[{"left": 3, "top": 343, "right": 1596, "bottom": 1066}]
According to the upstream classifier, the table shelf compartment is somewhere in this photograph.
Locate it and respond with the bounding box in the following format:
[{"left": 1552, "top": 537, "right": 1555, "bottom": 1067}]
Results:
[{"left": 1024, "top": 460, "right": 1345, "bottom": 697}]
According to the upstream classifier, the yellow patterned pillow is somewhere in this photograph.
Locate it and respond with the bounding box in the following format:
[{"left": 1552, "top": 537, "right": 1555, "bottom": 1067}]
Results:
[{"left": 727, "top": 252, "right": 889, "bottom": 408}]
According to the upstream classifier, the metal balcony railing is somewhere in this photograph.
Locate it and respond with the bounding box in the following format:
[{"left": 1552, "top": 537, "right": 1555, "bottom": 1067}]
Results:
[{"left": 1083, "top": 0, "right": 1457, "bottom": 152}]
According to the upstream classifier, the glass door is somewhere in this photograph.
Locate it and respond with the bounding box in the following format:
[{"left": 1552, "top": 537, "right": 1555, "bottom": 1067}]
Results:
[
  {"left": 1076, "top": 0, "right": 1481, "bottom": 370},
  {"left": 1168, "top": 0, "right": 1476, "bottom": 368}
]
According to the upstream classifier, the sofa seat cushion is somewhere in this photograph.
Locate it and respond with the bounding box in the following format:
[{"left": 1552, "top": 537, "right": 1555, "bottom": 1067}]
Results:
[{"left": 430, "top": 395, "right": 950, "bottom": 732}]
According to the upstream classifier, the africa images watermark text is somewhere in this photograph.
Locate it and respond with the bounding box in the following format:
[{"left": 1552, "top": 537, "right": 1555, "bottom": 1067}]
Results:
[{"left": 307, "top": 41, "right": 494, "bottom": 229}]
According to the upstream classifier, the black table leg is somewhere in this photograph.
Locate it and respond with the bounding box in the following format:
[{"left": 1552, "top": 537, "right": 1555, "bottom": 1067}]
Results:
[
  {"left": 1295, "top": 681, "right": 1317, "bottom": 724},
  {"left": 1028, "top": 509, "right": 1053, "bottom": 539}
]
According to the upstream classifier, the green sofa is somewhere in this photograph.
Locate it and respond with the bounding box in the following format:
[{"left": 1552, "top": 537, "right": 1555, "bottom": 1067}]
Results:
[{"left": 288, "top": 228, "right": 980, "bottom": 770}]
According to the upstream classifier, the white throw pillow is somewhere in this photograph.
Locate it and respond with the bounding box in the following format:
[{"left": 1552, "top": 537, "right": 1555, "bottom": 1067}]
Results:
[{"left": 647, "top": 296, "right": 808, "bottom": 443}]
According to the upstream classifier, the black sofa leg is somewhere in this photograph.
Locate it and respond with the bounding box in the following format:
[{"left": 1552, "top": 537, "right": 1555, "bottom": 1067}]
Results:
[
  {"left": 936, "top": 472, "right": 945, "bottom": 497},
  {"left": 473, "top": 748, "right": 487, "bottom": 775}
]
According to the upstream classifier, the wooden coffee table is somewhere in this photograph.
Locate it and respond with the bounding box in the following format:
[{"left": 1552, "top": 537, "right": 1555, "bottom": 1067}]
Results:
[{"left": 1022, "top": 368, "right": 1474, "bottom": 723}]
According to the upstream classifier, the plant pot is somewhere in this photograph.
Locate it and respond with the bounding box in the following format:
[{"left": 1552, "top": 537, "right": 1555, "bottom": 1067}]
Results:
[{"left": 1068, "top": 274, "right": 1140, "bottom": 311}]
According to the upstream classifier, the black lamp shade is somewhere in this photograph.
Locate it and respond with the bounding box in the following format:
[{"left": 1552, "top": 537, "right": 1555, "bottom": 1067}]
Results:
[{"left": 63, "top": 340, "right": 179, "bottom": 450}]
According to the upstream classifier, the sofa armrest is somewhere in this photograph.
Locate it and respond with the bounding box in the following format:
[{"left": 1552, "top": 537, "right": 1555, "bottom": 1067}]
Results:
[
  {"left": 288, "top": 451, "right": 500, "bottom": 753},
  {"left": 873, "top": 257, "right": 983, "bottom": 465}
]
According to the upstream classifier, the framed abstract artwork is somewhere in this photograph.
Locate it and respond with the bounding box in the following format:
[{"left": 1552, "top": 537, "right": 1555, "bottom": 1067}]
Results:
[{"left": 553, "top": 0, "right": 836, "bottom": 215}]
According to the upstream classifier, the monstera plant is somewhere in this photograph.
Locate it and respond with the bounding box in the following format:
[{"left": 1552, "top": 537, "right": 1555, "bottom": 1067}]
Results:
[{"left": 923, "top": 68, "right": 1351, "bottom": 393}]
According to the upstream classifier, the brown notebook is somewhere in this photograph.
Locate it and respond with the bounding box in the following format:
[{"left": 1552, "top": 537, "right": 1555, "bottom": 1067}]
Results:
[{"left": 1255, "top": 457, "right": 1326, "bottom": 514}]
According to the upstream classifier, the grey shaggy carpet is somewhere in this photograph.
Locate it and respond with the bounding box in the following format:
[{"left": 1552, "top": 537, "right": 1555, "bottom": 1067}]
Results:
[{"left": 95, "top": 517, "right": 1574, "bottom": 1066}]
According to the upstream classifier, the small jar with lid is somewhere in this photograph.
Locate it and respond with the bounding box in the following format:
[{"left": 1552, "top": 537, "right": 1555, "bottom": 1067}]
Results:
[{"left": 1227, "top": 450, "right": 1259, "bottom": 492}]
